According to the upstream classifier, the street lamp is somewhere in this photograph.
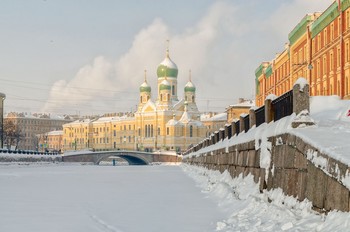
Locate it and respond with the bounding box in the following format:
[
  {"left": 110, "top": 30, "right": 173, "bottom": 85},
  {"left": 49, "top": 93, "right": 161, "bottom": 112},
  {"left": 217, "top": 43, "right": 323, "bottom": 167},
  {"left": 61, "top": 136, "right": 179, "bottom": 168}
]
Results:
[{"left": 0, "top": 93, "right": 5, "bottom": 149}]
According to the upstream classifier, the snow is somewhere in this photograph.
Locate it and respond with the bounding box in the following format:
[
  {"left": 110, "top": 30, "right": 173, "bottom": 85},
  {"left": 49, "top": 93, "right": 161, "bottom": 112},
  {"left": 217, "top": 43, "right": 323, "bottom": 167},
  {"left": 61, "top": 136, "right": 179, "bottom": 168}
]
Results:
[
  {"left": 0, "top": 164, "right": 225, "bottom": 232},
  {"left": 160, "top": 57, "right": 178, "bottom": 69},
  {"left": 1, "top": 163, "right": 350, "bottom": 231},
  {"left": 266, "top": 93, "right": 277, "bottom": 101},
  {"left": 182, "top": 164, "right": 350, "bottom": 231},
  {"left": 1, "top": 96, "right": 350, "bottom": 230},
  {"left": 201, "top": 112, "right": 227, "bottom": 122},
  {"left": 294, "top": 77, "right": 308, "bottom": 92},
  {"left": 47, "top": 130, "right": 63, "bottom": 136},
  {"left": 186, "top": 96, "right": 350, "bottom": 168}
]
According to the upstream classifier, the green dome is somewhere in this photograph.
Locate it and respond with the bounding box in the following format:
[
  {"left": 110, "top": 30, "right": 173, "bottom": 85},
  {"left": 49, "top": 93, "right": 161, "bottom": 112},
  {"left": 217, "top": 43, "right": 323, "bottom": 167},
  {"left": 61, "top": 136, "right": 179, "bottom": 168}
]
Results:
[
  {"left": 139, "top": 82, "right": 151, "bottom": 93},
  {"left": 157, "top": 51, "right": 178, "bottom": 78},
  {"left": 184, "top": 81, "right": 196, "bottom": 92},
  {"left": 159, "top": 79, "right": 171, "bottom": 91}
]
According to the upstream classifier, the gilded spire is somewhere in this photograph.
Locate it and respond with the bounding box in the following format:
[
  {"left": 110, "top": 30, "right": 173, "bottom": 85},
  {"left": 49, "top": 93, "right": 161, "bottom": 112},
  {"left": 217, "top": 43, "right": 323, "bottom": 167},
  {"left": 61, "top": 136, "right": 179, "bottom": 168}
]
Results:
[
  {"left": 144, "top": 69, "right": 147, "bottom": 83},
  {"left": 189, "top": 69, "right": 192, "bottom": 82}
]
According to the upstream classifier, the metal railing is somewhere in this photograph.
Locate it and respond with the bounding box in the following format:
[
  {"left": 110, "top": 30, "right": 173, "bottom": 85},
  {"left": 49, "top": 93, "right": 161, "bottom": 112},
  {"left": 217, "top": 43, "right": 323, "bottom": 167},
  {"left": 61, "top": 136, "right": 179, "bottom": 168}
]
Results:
[
  {"left": 272, "top": 90, "right": 293, "bottom": 121},
  {"left": 255, "top": 105, "right": 265, "bottom": 127}
]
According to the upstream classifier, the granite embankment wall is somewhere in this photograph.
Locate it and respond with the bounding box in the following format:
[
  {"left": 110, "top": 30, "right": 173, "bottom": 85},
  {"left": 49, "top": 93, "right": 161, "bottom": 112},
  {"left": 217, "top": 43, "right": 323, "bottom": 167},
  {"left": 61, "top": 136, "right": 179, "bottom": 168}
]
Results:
[
  {"left": 183, "top": 133, "right": 350, "bottom": 212},
  {"left": 183, "top": 80, "right": 350, "bottom": 213},
  {"left": 0, "top": 154, "right": 62, "bottom": 163}
]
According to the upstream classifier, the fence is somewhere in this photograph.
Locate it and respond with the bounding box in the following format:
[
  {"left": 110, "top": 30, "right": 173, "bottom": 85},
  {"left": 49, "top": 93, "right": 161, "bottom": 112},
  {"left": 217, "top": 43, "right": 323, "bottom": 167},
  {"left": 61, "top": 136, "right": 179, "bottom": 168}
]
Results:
[{"left": 183, "top": 80, "right": 309, "bottom": 156}]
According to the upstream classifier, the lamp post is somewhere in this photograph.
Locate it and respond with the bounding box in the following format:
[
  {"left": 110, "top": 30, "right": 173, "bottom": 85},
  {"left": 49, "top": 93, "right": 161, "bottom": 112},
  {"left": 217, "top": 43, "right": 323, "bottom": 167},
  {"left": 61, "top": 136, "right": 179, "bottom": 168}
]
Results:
[{"left": 0, "top": 93, "right": 5, "bottom": 149}]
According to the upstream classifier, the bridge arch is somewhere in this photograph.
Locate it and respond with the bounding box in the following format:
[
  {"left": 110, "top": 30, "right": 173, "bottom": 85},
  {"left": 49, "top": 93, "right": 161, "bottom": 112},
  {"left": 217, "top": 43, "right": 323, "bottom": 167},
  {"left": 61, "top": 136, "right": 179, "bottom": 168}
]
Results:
[
  {"left": 95, "top": 153, "right": 149, "bottom": 165},
  {"left": 62, "top": 150, "right": 179, "bottom": 165}
]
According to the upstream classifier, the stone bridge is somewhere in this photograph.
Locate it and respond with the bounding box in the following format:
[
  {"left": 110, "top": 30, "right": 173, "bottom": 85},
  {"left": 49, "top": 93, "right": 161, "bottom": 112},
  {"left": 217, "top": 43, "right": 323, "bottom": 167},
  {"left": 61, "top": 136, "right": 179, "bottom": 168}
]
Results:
[{"left": 62, "top": 150, "right": 181, "bottom": 165}]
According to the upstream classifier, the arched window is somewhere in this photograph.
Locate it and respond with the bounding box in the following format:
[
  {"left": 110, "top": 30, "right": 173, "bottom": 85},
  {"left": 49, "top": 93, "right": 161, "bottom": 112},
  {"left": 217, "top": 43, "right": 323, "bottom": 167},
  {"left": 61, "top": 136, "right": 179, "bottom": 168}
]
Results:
[
  {"left": 190, "top": 125, "right": 193, "bottom": 137},
  {"left": 160, "top": 94, "right": 163, "bottom": 101},
  {"left": 151, "top": 125, "right": 153, "bottom": 137},
  {"left": 140, "top": 96, "right": 142, "bottom": 103},
  {"left": 172, "top": 85, "right": 175, "bottom": 95},
  {"left": 158, "top": 127, "right": 160, "bottom": 135},
  {"left": 167, "top": 94, "right": 170, "bottom": 101},
  {"left": 192, "top": 95, "right": 195, "bottom": 102}
]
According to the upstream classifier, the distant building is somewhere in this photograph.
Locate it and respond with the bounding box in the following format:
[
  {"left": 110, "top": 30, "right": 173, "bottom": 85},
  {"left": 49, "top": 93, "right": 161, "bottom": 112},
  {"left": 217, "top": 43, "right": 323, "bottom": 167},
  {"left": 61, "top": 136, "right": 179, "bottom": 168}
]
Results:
[
  {"left": 256, "top": 1, "right": 350, "bottom": 106},
  {"left": 226, "top": 98, "right": 255, "bottom": 123},
  {"left": 201, "top": 112, "right": 227, "bottom": 137},
  {"left": 38, "top": 130, "right": 63, "bottom": 152},
  {"left": 5, "top": 112, "right": 72, "bottom": 150},
  {"left": 62, "top": 47, "right": 207, "bottom": 153}
]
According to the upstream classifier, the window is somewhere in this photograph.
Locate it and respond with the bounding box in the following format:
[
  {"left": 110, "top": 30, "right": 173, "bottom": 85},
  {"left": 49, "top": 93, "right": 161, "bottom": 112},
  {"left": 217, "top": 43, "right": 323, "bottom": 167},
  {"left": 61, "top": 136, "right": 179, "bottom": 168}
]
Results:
[
  {"left": 330, "top": 52, "right": 334, "bottom": 71},
  {"left": 166, "top": 127, "right": 169, "bottom": 135},
  {"left": 172, "top": 85, "right": 175, "bottom": 95},
  {"left": 189, "top": 125, "right": 193, "bottom": 137}
]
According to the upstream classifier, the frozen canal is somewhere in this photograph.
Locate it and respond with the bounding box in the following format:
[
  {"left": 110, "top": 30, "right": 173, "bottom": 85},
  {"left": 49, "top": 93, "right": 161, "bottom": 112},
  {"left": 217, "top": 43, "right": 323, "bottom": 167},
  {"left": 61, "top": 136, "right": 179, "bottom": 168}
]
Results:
[
  {"left": 1, "top": 163, "right": 350, "bottom": 232},
  {"left": 0, "top": 164, "right": 225, "bottom": 232}
]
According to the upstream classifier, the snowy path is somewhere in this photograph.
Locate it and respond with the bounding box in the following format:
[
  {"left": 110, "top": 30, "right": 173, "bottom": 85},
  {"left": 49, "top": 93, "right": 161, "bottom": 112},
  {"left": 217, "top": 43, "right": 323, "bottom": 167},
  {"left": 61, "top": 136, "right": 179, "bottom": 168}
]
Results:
[{"left": 1, "top": 163, "right": 350, "bottom": 232}]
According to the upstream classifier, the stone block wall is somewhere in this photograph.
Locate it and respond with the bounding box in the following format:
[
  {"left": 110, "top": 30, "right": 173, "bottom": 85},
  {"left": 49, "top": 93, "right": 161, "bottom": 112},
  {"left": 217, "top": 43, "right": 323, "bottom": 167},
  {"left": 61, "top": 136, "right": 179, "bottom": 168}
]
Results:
[{"left": 183, "top": 133, "right": 350, "bottom": 213}]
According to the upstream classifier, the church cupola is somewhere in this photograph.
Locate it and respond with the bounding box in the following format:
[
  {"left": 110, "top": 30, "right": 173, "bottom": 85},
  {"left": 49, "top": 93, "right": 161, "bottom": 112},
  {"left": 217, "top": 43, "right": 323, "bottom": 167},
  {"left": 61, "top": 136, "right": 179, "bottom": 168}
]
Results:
[
  {"left": 157, "top": 40, "right": 178, "bottom": 101},
  {"left": 184, "top": 70, "right": 196, "bottom": 103},
  {"left": 139, "top": 70, "right": 151, "bottom": 104}
]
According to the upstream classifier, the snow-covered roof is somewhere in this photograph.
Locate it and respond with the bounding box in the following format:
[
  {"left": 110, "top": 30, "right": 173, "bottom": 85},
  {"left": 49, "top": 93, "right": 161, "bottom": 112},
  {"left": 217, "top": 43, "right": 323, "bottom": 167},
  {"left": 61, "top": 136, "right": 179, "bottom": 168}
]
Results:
[
  {"left": 201, "top": 112, "right": 227, "bottom": 122},
  {"left": 5, "top": 112, "right": 71, "bottom": 120},
  {"left": 166, "top": 119, "right": 182, "bottom": 126},
  {"left": 179, "top": 111, "right": 191, "bottom": 123},
  {"left": 228, "top": 100, "right": 255, "bottom": 108},
  {"left": 47, "top": 130, "right": 63, "bottom": 136}
]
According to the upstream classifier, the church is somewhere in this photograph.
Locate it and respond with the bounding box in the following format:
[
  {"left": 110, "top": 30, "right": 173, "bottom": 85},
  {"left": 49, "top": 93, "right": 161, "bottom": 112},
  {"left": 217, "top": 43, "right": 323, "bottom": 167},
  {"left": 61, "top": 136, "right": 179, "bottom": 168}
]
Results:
[{"left": 62, "top": 47, "right": 206, "bottom": 153}]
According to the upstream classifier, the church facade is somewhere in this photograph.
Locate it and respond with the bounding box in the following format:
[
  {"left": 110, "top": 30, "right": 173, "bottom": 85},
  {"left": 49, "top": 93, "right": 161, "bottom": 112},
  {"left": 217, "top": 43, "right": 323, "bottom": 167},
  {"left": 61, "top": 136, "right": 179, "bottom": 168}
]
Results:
[{"left": 62, "top": 48, "right": 206, "bottom": 153}]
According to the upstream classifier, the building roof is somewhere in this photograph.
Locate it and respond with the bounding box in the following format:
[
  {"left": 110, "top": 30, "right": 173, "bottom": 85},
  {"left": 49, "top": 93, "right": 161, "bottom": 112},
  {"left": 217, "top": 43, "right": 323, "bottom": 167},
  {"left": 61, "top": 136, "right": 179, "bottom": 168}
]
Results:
[{"left": 201, "top": 112, "right": 227, "bottom": 122}]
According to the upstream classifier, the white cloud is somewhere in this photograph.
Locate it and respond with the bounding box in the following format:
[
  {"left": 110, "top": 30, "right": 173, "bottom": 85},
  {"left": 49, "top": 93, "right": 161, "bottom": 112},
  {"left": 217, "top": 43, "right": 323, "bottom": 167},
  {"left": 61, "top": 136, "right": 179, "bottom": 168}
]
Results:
[{"left": 42, "top": 0, "right": 335, "bottom": 114}]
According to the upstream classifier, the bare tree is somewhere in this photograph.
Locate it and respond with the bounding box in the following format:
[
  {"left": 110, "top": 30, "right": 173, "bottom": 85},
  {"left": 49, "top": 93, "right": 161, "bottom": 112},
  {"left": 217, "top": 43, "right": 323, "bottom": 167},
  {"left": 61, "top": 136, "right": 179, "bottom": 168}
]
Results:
[{"left": 3, "top": 120, "right": 23, "bottom": 150}]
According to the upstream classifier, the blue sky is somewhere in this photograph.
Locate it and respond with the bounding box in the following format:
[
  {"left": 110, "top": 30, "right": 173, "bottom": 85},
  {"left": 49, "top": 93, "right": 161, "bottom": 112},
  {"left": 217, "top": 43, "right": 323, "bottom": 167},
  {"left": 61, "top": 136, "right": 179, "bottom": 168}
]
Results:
[{"left": 0, "top": 0, "right": 333, "bottom": 115}]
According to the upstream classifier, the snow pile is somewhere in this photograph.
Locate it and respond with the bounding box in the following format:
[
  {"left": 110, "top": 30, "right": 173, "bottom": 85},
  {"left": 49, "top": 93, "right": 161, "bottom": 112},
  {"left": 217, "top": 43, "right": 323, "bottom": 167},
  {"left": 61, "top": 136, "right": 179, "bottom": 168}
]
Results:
[{"left": 182, "top": 164, "right": 350, "bottom": 231}]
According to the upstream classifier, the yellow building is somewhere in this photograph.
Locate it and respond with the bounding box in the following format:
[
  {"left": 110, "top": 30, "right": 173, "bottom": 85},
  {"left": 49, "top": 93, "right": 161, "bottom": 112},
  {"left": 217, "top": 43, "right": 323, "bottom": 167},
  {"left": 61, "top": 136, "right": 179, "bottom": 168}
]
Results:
[
  {"left": 62, "top": 48, "right": 206, "bottom": 153},
  {"left": 225, "top": 98, "right": 255, "bottom": 123},
  {"left": 38, "top": 130, "right": 63, "bottom": 152},
  {"left": 255, "top": 1, "right": 350, "bottom": 106}
]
